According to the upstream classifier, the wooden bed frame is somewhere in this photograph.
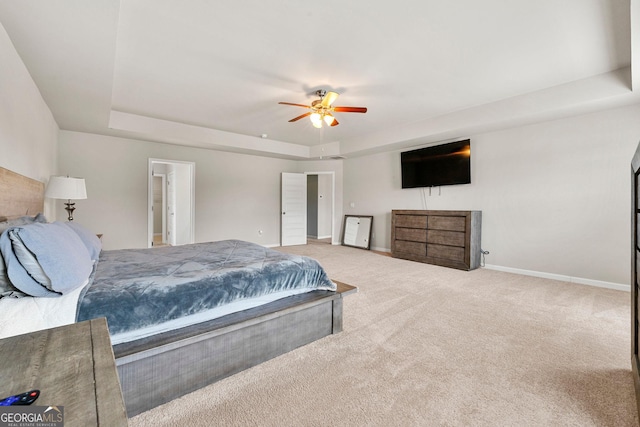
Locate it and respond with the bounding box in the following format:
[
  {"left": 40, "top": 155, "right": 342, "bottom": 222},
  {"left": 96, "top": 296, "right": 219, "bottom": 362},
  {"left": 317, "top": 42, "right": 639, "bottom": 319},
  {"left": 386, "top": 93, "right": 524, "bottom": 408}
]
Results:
[
  {"left": 0, "top": 167, "right": 44, "bottom": 221},
  {"left": 0, "top": 167, "right": 357, "bottom": 417},
  {"left": 115, "top": 281, "right": 355, "bottom": 415}
]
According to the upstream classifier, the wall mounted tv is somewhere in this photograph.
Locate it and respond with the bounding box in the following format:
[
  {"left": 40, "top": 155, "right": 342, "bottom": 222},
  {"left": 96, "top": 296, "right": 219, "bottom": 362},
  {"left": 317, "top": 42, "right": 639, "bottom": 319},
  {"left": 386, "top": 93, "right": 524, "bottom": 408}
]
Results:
[{"left": 401, "top": 139, "right": 471, "bottom": 188}]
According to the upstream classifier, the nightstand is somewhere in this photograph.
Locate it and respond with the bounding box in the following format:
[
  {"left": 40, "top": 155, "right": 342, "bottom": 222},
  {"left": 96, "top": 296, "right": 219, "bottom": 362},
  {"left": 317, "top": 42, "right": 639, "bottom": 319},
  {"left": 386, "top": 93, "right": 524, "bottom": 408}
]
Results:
[{"left": 0, "top": 318, "right": 127, "bottom": 426}]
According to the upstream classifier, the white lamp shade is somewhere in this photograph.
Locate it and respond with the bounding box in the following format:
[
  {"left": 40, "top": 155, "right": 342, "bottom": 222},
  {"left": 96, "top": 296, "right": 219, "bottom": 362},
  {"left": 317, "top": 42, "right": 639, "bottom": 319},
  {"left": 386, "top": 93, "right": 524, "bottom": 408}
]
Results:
[
  {"left": 45, "top": 176, "right": 87, "bottom": 200},
  {"left": 310, "top": 112, "right": 323, "bottom": 128},
  {"left": 323, "top": 114, "right": 335, "bottom": 126}
]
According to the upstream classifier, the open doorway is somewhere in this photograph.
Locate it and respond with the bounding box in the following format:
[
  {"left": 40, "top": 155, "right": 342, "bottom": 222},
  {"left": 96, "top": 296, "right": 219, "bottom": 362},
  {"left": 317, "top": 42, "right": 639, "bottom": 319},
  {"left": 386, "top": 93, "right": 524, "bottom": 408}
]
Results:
[
  {"left": 148, "top": 159, "right": 195, "bottom": 248},
  {"left": 152, "top": 174, "right": 167, "bottom": 246},
  {"left": 306, "top": 173, "right": 333, "bottom": 245}
]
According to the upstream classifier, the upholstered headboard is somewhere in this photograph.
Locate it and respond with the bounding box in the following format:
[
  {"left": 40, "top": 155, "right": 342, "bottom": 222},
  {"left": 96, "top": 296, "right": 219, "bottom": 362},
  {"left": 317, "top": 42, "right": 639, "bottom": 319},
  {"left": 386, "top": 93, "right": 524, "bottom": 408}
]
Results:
[{"left": 0, "top": 167, "right": 45, "bottom": 221}]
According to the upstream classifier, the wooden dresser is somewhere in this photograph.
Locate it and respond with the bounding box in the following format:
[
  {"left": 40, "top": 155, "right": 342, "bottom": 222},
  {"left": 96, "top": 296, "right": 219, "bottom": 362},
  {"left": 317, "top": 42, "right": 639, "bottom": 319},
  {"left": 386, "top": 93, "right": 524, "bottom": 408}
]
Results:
[{"left": 391, "top": 210, "right": 482, "bottom": 270}]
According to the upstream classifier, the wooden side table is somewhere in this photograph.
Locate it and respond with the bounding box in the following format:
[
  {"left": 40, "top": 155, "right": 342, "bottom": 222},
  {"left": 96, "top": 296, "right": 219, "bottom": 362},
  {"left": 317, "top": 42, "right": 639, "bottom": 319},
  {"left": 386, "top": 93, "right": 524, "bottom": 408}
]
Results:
[{"left": 0, "top": 318, "right": 127, "bottom": 426}]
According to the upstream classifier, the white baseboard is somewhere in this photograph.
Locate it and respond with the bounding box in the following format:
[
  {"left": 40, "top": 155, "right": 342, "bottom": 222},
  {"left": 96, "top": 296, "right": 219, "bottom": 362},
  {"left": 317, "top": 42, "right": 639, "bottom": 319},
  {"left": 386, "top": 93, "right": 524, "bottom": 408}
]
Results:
[
  {"left": 283, "top": 242, "right": 628, "bottom": 292},
  {"left": 483, "top": 264, "right": 629, "bottom": 292}
]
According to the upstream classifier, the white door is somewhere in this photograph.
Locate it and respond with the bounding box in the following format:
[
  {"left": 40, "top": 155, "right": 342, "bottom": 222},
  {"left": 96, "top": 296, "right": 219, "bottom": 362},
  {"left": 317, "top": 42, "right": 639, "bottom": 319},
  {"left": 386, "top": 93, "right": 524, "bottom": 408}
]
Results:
[
  {"left": 167, "top": 171, "right": 176, "bottom": 246},
  {"left": 281, "top": 172, "right": 307, "bottom": 246}
]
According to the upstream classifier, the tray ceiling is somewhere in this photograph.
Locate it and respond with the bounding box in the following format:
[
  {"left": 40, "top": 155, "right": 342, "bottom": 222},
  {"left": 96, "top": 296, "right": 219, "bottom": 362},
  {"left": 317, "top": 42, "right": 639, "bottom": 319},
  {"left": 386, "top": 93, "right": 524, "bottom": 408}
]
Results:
[{"left": 0, "top": 0, "right": 638, "bottom": 159}]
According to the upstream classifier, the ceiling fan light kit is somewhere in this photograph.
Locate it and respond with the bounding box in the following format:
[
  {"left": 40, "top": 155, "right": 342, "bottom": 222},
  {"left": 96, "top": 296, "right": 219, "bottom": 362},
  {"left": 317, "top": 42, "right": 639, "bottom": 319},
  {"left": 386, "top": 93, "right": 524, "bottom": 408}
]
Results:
[
  {"left": 279, "top": 89, "right": 367, "bottom": 129},
  {"left": 310, "top": 112, "right": 323, "bottom": 128}
]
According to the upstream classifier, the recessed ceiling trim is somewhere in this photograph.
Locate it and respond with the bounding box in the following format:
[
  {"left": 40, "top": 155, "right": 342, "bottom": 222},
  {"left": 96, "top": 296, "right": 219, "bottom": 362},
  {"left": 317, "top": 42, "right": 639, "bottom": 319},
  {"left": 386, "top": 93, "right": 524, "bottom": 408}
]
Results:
[
  {"left": 339, "top": 67, "right": 635, "bottom": 158},
  {"left": 108, "top": 110, "right": 312, "bottom": 158}
]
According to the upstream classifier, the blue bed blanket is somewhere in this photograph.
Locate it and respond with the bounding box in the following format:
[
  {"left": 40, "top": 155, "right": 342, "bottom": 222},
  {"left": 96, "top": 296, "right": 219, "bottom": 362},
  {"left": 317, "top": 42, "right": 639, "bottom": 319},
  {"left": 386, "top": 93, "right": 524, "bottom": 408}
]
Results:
[{"left": 76, "top": 240, "right": 336, "bottom": 338}]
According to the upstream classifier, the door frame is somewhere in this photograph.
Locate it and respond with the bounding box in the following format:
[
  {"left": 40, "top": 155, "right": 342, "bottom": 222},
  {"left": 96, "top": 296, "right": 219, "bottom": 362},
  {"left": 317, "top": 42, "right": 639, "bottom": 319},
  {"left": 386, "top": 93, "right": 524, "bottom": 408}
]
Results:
[{"left": 148, "top": 158, "right": 196, "bottom": 248}]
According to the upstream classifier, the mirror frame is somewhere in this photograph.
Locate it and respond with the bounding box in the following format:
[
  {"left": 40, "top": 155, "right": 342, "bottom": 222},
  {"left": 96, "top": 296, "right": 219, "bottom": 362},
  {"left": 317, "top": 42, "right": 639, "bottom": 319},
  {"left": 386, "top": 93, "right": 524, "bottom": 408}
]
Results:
[{"left": 341, "top": 215, "right": 374, "bottom": 250}]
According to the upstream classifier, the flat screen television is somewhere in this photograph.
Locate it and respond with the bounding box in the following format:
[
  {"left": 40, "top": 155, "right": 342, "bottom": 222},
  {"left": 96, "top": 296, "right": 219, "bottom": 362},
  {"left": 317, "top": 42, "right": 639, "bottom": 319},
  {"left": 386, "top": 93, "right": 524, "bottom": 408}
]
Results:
[{"left": 401, "top": 139, "right": 471, "bottom": 188}]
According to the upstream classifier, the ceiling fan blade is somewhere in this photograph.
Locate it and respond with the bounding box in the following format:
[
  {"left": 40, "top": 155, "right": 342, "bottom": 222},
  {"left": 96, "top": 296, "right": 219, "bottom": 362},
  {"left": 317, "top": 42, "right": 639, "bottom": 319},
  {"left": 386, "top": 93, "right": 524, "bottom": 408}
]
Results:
[
  {"left": 279, "top": 102, "right": 311, "bottom": 108},
  {"left": 330, "top": 117, "right": 339, "bottom": 127},
  {"left": 333, "top": 106, "right": 367, "bottom": 113},
  {"left": 321, "top": 91, "right": 339, "bottom": 107},
  {"left": 288, "top": 112, "right": 311, "bottom": 122}
]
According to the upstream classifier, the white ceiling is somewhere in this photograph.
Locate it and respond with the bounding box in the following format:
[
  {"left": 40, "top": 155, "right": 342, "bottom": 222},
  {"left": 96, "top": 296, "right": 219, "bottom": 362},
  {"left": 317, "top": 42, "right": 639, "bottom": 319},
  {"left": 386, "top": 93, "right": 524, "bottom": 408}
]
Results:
[{"left": 0, "top": 0, "right": 638, "bottom": 159}]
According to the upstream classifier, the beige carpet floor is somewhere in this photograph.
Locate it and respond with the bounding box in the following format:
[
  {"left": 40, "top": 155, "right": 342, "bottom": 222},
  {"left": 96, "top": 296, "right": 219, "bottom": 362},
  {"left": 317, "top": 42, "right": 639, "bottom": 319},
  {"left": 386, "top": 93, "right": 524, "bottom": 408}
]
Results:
[{"left": 130, "top": 244, "right": 639, "bottom": 426}]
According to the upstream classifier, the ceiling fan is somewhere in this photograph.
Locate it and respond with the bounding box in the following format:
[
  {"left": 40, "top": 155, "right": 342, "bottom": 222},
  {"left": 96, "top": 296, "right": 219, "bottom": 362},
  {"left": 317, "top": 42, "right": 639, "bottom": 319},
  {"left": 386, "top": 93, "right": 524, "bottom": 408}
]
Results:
[{"left": 279, "top": 90, "right": 367, "bottom": 128}]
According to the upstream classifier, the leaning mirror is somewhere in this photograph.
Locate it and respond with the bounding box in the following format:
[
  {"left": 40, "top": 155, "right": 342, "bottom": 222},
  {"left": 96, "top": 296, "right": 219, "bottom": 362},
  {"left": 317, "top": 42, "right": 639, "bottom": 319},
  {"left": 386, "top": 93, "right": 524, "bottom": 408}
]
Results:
[{"left": 342, "top": 215, "right": 373, "bottom": 250}]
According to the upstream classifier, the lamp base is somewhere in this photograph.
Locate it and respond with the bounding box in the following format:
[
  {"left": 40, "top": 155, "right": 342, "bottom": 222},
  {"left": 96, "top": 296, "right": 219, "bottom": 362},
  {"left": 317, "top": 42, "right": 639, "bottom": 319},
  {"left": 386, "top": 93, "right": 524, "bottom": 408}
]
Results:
[{"left": 64, "top": 200, "right": 76, "bottom": 221}]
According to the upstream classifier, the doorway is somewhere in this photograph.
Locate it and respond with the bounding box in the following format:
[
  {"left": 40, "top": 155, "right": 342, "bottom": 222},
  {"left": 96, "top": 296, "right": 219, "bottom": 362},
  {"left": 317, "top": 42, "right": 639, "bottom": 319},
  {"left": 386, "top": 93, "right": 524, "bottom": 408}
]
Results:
[
  {"left": 148, "top": 159, "right": 195, "bottom": 248},
  {"left": 152, "top": 174, "right": 167, "bottom": 246},
  {"left": 306, "top": 173, "right": 333, "bottom": 244}
]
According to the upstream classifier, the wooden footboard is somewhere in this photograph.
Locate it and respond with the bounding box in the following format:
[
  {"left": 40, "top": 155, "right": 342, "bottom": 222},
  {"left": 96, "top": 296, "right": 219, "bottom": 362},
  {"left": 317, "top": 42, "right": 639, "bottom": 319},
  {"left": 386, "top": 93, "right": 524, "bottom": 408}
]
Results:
[{"left": 113, "top": 281, "right": 356, "bottom": 417}]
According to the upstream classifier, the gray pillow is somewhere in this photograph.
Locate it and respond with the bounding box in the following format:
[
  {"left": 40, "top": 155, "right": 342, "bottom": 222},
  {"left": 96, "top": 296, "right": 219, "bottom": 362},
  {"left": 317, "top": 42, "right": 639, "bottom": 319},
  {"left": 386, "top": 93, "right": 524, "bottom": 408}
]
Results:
[
  {"left": 0, "top": 222, "right": 93, "bottom": 297},
  {"left": 0, "top": 213, "right": 47, "bottom": 235},
  {"left": 64, "top": 222, "right": 102, "bottom": 262},
  {"left": 0, "top": 253, "right": 25, "bottom": 298}
]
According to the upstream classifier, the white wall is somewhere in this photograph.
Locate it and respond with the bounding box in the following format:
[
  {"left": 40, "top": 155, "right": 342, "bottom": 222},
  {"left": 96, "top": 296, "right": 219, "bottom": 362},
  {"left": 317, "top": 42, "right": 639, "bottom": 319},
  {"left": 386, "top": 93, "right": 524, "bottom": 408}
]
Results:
[
  {"left": 0, "top": 21, "right": 58, "bottom": 217},
  {"left": 345, "top": 103, "right": 640, "bottom": 287},
  {"left": 58, "top": 130, "right": 315, "bottom": 249}
]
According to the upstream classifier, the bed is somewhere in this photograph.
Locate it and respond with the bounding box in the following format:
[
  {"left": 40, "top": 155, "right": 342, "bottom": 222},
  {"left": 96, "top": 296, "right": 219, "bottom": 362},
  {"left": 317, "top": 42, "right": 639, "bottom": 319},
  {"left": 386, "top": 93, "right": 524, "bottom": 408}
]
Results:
[{"left": 0, "top": 167, "right": 356, "bottom": 416}]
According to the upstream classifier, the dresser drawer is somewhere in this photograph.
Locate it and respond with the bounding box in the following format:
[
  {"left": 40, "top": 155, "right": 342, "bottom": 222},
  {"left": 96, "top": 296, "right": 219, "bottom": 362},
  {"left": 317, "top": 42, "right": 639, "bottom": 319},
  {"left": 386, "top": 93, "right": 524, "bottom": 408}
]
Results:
[
  {"left": 427, "top": 230, "right": 465, "bottom": 247},
  {"left": 427, "top": 244, "right": 465, "bottom": 261},
  {"left": 428, "top": 216, "right": 466, "bottom": 232},
  {"left": 395, "top": 215, "right": 427, "bottom": 228},
  {"left": 395, "top": 227, "right": 427, "bottom": 242},
  {"left": 394, "top": 240, "right": 426, "bottom": 256}
]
